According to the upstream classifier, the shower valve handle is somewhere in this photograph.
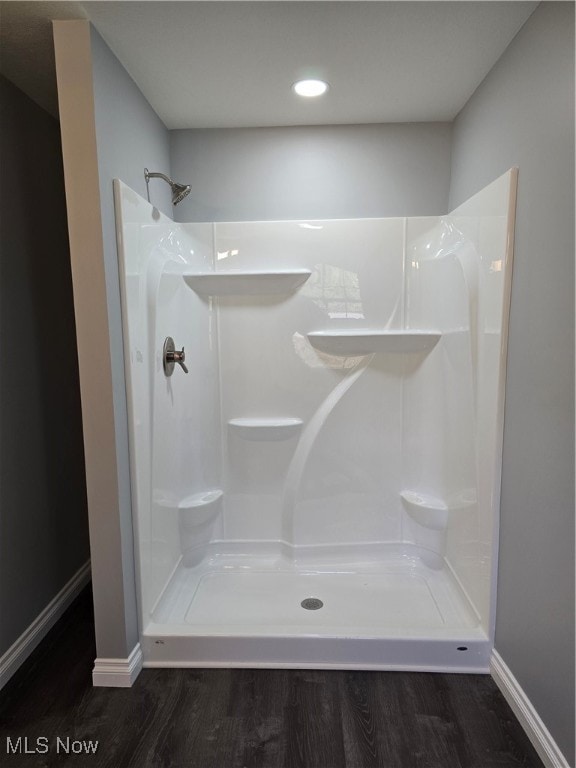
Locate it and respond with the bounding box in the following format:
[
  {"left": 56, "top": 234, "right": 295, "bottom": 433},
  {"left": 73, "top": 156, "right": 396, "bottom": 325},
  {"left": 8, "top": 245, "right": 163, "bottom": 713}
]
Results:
[
  {"left": 171, "top": 348, "right": 188, "bottom": 374},
  {"left": 163, "top": 337, "right": 189, "bottom": 376}
]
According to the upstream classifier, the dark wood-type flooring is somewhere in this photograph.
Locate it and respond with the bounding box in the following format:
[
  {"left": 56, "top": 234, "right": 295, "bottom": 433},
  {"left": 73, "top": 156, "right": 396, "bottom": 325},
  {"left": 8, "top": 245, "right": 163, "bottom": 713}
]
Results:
[{"left": 0, "top": 588, "right": 545, "bottom": 768}]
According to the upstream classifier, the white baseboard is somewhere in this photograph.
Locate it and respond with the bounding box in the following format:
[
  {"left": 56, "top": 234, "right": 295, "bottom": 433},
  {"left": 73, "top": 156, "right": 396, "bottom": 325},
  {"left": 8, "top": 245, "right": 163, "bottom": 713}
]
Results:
[
  {"left": 490, "top": 649, "right": 571, "bottom": 768},
  {"left": 92, "top": 643, "right": 143, "bottom": 687},
  {"left": 0, "top": 560, "right": 91, "bottom": 690}
]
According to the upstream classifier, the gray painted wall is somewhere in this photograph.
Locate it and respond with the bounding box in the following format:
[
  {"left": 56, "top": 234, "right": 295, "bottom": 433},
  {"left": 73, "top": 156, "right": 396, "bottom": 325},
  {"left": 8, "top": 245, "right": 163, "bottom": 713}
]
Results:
[
  {"left": 90, "top": 26, "right": 172, "bottom": 656},
  {"left": 171, "top": 123, "right": 452, "bottom": 222},
  {"left": 0, "top": 75, "right": 89, "bottom": 655},
  {"left": 450, "top": 3, "right": 575, "bottom": 763}
]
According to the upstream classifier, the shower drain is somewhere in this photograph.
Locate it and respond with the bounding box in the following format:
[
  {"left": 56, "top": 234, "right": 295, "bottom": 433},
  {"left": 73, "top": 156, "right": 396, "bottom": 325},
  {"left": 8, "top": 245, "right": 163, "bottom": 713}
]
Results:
[{"left": 301, "top": 597, "right": 323, "bottom": 610}]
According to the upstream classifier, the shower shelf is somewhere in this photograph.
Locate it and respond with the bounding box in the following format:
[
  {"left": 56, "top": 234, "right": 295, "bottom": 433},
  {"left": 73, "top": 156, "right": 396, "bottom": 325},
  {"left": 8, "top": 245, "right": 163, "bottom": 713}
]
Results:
[
  {"left": 183, "top": 270, "right": 312, "bottom": 296},
  {"left": 154, "top": 488, "right": 224, "bottom": 512},
  {"left": 401, "top": 490, "right": 476, "bottom": 530},
  {"left": 228, "top": 417, "right": 303, "bottom": 441},
  {"left": 307, "top": 330, "right": 441, "bottom": 357},
  {"left": 182, "top": 491, "right": 223, "bottom": 528}
]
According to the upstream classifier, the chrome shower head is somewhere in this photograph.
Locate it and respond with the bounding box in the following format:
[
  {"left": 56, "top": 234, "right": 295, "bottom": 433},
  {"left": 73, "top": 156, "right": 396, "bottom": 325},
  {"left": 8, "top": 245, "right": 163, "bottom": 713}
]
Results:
[
  {"left": 144, "top": 168, "right": 191, "bottom": 206},
  {"left": 171, "top": 182, "right": 191, "bottom": 206}
]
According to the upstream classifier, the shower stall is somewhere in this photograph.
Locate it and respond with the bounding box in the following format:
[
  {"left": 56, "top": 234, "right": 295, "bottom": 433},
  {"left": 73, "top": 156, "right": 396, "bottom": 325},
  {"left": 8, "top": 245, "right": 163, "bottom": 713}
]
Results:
[{"left": 114, "top": 169, "right": 516, "bottom": 672}]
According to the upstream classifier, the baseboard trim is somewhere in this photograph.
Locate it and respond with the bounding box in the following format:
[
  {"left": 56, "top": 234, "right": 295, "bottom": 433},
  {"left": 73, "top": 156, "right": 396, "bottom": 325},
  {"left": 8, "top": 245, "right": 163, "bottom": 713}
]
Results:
[
  {"left": 93, "top": 643, "right": 143, "bottom": 687},
  {"left": 490, "top": 649, "right": 570, "bottom": 768},
  {"left": 0, "top": 560, "right": 91, "bottom": 690}
]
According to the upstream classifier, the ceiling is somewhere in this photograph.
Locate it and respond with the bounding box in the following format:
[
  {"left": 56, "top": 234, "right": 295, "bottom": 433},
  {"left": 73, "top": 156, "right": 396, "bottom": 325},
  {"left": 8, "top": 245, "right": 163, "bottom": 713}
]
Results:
[
  {"left": 0, "top": 1, "right": 87, "bottom": 117},
  {"left": 0, "top": 1, "right": 538, "bottom": 128}
]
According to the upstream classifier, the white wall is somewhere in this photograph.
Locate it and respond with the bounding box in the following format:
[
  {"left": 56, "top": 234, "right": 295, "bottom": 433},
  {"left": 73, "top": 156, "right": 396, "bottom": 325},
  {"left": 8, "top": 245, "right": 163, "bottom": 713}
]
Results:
[
  {"left": 171, "top": 123, "right": 452, "bottom": 222},
  {"left": 114, "top": 181, "right": 222, "bottom": 625},
  {"left": 404, "top": 172, "right": 516, "bottom": 633},
  {"left": 449, "top": 3, "right": 574, "bottom": 763},
  {"left": 213, "top": 220, "right": 406, "bottom": 548}
]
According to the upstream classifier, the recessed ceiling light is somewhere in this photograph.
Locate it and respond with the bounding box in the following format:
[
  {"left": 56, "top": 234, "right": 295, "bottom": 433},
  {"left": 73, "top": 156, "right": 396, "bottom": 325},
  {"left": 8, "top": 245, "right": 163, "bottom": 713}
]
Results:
[{"left": 292, "top": 79, "right": 329, "bottom": 98}]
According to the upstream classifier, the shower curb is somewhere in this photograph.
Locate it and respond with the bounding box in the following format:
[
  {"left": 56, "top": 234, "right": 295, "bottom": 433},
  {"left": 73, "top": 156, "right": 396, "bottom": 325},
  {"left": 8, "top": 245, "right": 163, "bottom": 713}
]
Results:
[{"left": 490, "top": 650, "right": 570, "bottom": 768}]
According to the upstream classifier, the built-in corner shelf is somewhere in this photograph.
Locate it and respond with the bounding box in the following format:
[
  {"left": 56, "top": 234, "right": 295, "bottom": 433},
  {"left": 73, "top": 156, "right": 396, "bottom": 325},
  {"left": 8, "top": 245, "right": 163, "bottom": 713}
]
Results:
[
  {"left": 180, "top": 490, "right": 223, "bottom": 528},
  {"left": 156, "top": 489, "right": 223, "bottom": 527},
  {"left": 183, "top": 270, "right": 311, "bottom": 296},
  {"left": 400, "top": 490, "right": 476, "bottom": 530},
  {"left": 306, "top": 330, "right": 441, "bottom": 357},
  {"left": 228, "top": 417, "right": 303, "bottom": 442},
  {"left": 179, "top": 489, "right": 223, "bottom": 511}
]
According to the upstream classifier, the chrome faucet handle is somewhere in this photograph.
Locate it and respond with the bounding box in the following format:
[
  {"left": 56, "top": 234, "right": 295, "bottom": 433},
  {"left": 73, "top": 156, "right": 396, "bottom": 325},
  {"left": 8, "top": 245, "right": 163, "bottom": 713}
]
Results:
[
  {"left": 172, "top": 347, "right": 188, "bottom": 374},
  {"left": 163, "top": 337, "right": 189, "bottom": 376}
]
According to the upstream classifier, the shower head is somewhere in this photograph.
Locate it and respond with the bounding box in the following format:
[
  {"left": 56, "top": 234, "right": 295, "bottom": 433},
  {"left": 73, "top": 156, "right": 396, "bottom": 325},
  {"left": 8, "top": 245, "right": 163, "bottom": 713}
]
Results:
[
  {"left": 144, "top": 168, "right": 191, "bottom": 206},
  {"left": 171, "top": 182, "right": 191, "bottom": 206}
]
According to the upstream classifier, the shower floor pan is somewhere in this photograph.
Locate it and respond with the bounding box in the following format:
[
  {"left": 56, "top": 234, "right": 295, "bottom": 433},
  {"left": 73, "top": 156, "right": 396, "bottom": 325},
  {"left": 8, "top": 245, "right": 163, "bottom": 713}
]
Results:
[{"left": 142, "top": 543, "right": 491, "bottom": 673}]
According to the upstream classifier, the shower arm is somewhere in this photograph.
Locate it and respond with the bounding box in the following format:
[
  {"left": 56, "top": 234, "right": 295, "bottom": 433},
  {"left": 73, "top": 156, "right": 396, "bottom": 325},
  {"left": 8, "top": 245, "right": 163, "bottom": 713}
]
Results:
[{"left": 144, "top": 169, "right": 173, "bottom": 186}]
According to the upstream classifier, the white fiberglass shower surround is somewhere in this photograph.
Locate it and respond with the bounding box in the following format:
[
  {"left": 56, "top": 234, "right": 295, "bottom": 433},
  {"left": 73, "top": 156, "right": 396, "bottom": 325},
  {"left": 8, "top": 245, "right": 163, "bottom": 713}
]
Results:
[{"left": 114, "top": 169, "right": 517, "bottom": 672}]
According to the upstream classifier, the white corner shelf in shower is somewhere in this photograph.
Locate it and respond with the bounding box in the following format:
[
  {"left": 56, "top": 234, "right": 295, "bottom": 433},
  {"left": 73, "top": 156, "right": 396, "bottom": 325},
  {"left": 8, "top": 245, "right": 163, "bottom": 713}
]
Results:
[
  {"left": 228, "top": 417, "right": 303, "bottom": 441},
  {"left": 306, "top": 330, "right": 441, "bottom": 357},
  {"left": 155, "top": 490, "right": 224, "bottom": 527},
  {"left": 183, "top": 269, "right": 312, "bottom": 296},
  {"left": 401, "top": 490, "right": 476, "bottom": 530}
]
